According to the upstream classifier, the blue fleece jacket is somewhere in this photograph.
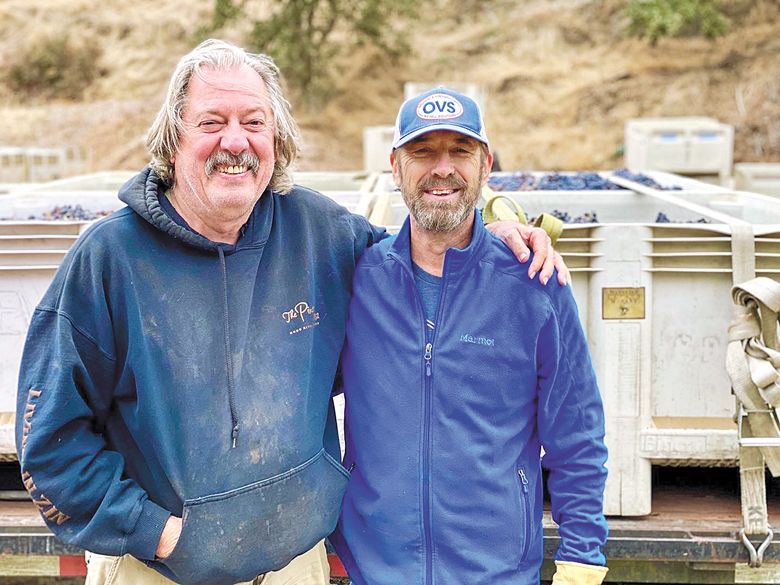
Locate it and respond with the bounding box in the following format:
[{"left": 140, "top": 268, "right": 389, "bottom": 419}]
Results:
[
  {"left": 15, "top": 168, "right": 384, "bottom": 585},
  {"left": 332, "top": 213, "right": 608, "bottom": 585}
]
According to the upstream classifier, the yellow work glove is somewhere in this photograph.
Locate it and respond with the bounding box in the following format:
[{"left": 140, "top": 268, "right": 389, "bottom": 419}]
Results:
[{"left": 551, "top": 561, "right": 608, "bottom": 585}]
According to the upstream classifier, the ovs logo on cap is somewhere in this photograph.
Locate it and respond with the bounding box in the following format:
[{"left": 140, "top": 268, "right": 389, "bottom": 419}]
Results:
[{"left": 416, "top": 93, "right": 464, "bottom": 120}]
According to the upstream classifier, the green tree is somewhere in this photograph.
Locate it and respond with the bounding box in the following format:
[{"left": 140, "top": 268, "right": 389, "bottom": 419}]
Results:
[
  {"left": 627, "top": 0, "right": 729, "bottom": 45},
  {"left": 201, "top": 0, "right": 415, "bottom": 104},
  {"left": 196, "top": 0, "right": 245, "bottom": 41}
]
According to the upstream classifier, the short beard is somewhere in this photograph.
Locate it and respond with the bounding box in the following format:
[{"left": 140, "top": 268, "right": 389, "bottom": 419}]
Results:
[
  {"left": 403, "top": 175, "right": 482, "bottom": 233},
  {"left": 204, "top": 150, "right": 260, "bottom": 177}
]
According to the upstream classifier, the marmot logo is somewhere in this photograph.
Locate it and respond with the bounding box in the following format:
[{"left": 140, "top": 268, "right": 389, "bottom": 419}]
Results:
[{"left": 460, "top": 333, "right": 495, "bottom": 347}]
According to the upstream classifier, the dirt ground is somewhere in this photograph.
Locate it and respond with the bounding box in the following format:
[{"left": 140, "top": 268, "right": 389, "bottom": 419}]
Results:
[{"left": 0, "top": 0, "right": 778, "bottom": 176}]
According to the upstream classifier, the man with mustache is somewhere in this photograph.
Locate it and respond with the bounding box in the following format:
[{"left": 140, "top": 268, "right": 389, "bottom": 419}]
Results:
[
  {"left": 331, "top": 88, "right": 609, "bottom": 585},
  {"left": 15, "top": 42, "right": 563, "bottom": 585}
]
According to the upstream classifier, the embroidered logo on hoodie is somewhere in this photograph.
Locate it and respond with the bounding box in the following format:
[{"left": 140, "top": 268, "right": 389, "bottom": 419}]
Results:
[{"left": 282, "top": 301, "right": 321, "bottom": 334}]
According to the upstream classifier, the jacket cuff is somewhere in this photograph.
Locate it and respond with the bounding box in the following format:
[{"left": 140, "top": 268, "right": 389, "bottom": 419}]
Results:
[
  {"left": 552, "top": 561, "right": 608, "bottom": 585},
  {"left": 124, "top": 499, "right": 170, "bottom": 560}
]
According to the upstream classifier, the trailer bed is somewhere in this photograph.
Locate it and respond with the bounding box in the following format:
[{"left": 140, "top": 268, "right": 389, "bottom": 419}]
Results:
[{"left": 0, "top": 484, "right": 776, "bottom": 583}]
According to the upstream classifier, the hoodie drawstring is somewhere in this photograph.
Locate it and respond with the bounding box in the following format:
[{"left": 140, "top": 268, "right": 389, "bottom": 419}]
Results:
[{"left": 218, "top": 246, "right": 240, "bottom": 448}]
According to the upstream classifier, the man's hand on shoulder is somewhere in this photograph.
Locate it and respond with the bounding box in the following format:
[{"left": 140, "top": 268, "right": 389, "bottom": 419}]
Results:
[
  {"left": 485, "top": 220, "right": 570, "bottom": 285},
  {"left": 156, "top": 515, "right": 182, "bottom": 559},
  {"left": 552, "top": 561, "right": 608, "bottom": 585}
]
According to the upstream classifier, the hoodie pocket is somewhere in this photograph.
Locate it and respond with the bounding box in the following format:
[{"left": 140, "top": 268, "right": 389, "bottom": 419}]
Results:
[
  {"left": 157, "top": 448, "right": 348, "bottom": 585},
  {"left": 516, "top": 467, "right": 531, "bottom": 563}
]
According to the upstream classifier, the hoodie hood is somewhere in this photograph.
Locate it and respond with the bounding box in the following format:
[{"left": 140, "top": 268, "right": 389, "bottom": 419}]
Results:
[{"left": 117, "top": 166, "right": 272, "bottom": 253}]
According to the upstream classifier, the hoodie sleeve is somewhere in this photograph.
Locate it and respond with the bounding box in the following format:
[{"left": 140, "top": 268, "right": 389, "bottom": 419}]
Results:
[
  {"left": 346, "top": 213, "right": 389, "bottom": 261},
  {"left": 15, "top": 243, "right": 169, "bottom": 560},
  {"left": 536, "top": 284, "right": 608, "bottom": 566}
]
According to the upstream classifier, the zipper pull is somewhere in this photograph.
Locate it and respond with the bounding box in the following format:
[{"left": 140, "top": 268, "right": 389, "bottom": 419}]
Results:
[
  {"left": 518, "top": 468, "right": 529, "bottom": 493},
  {"left": 348, "top": 462, "right": 356, "bottom": 473},
  {"left": 231, "top": 424, "right": 240, "bottom": 448},
  {"left": 424, "top": 343, "right": 433, "bottom": 377}
]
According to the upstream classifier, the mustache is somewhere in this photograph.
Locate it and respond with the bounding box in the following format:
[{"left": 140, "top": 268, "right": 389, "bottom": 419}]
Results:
[
  {"left": 204, "top": 151, "right": 261, "bottom": 176},
  {"left": 417, "top": 176, "right": 467, "bottom": 191}
]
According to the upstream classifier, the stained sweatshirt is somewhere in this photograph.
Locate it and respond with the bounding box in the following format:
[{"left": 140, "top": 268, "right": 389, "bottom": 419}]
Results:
[{"left": 15, "top": 167, "right": 384, "bottom": 585}]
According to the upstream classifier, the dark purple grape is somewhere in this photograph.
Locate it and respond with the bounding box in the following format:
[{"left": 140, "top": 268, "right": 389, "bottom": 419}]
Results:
[
  {"left": 615, "top": 169, "right": 682, "bottom": 191},
  {"left": 28, "top": 204, "right": 111, "bottom": 221},
  {"left": 655, "top": 211, "right": 710, "bottom": 223}
]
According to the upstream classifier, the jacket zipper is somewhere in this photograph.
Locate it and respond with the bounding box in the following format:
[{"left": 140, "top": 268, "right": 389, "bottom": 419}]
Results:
[
  {"left": 422, "top": 262, "right": 449, "bottom": 585},
  {"left": 422, "top": 339, "right": 433, "bottom": 585},
  {"left": 395, "top": 248, "right": 449, "bottom": 585},
  {"left": 518, "top": 467, "right": 531, "bottom": 562}
]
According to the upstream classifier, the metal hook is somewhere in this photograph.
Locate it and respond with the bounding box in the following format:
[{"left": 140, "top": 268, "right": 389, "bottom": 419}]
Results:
[{"left": 740, "top": 526, "right": 774, "bottom": 568}]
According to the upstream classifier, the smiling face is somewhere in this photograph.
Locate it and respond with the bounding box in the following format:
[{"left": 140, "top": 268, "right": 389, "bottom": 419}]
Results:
[
  {"left": 392, "top": 130, "right": 492, "bottom": 233},
  {"left": 170, "top": 64, "right": 276, "bottom": 238}
]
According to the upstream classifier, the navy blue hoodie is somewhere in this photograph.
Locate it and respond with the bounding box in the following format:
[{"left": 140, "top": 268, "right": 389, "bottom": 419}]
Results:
[{"left": 16, "top": 168, "right": 384, "bottom": 585}]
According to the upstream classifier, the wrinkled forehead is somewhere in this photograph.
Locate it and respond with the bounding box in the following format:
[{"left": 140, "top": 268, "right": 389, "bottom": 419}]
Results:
[{"left": 183, "top": 64, "right": 273, "bottom": 116}]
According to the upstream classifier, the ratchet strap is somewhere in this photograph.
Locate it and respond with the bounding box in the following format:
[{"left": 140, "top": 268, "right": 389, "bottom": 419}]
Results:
[
  {"left": 727, "top": 276, "right": 780, "bottom": 475},
  {"left": 726, "top": 223, "right": 778, "bottom": 565}
]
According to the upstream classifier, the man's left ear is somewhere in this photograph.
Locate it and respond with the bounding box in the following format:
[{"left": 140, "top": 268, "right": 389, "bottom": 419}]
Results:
[{"left": 482, "top": 151, "right": 494, "bottom": 185}]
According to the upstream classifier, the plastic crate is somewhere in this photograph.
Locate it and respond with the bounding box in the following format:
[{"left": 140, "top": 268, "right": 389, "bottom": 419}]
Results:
[
  {"left": 734, "top": 163, "right": 780, "bottom": 197},
  {"left": 0, "top": 221, "right": 85, "bottom": 455},
  {"left": 0, "top": 147, "right": 88, "bottom": 184},
  {"left": 363, "top": 126, "right": 395, "bottom": 172},
  {"left": 369, "top": 172, "right": 780, "bottom": 515},
  {"left": 0, "top": 148, "right": 30, "bottom": 183},
  {"left": 0, "top": 192, "right": 119, "bottom": 222},
  {"left": 625, "top": 117, "right": 734, "bottom": 179},
  {"left": 318, "top": 190, "right": 376, "bottom": 218},
  {"left": 293, "top": 170, "right": 376, "bottom": 193},
  {"left": 611, "top": 169, "right": 730, "bottom": 193},
  {"left": 29, "top": 170, "right": 134, "bottom": 193},
  {"left": 292, "top": 171, "right": 377, "bottom": 218}
]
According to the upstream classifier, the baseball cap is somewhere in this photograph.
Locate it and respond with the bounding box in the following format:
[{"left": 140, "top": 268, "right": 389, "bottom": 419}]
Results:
[{"left": 392, "top": 87, "right": 489, "bottom": 149}]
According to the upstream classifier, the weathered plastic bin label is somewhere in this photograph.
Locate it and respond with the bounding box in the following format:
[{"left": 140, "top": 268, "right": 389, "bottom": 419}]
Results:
[{"left": 602, "top": 287, "right": 645, "bottom": 320}]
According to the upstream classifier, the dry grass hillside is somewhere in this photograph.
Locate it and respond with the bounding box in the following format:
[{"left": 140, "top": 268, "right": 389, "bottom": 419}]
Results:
[{"left": 0, "top": 0, "right": 778, "bottom": 174}]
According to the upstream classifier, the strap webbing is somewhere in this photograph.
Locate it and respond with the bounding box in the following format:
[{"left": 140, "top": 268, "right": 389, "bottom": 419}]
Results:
[
  {"left": 727, "top": 277, "right": 780, "bottom": 477},
  {"left": 726, "top": 222, "right": 779, "bottom": 539}
]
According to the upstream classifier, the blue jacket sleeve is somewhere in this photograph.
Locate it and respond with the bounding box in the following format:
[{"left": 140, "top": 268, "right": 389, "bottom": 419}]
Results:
[
  {"left": 15, "top": 260, "right": 169, "bottom": 560},
  {"left": 536, "top": 285, "right": 608, "bottom": 566}
]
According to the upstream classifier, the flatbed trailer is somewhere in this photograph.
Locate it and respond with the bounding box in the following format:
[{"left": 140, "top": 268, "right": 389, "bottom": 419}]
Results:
[{"left": 0, "top": 482, "right": 776, "bottom": 584}]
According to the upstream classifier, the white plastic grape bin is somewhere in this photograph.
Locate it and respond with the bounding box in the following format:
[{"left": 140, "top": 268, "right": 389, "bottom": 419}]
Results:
[
  {"left": 369, "top": 171, "right": 780, "bottom": 515},
  {"left": 624, "top": 117, "right": 734, "bottom": 180}
]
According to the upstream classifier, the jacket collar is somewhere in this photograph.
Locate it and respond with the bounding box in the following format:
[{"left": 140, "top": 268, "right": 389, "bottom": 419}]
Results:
[{"left": 389, "top": 209, "right": 488, "bottom": 279}]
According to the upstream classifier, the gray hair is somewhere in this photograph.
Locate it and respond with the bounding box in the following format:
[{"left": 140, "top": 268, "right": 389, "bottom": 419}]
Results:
[{"left": 145, "top": 39, "right": 301, "bottom": 194}]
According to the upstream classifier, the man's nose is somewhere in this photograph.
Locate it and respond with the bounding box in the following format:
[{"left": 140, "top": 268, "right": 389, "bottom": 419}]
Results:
[
  {"left": 431, "top": 152, "right": 455, "bottom": 177},
  {"left": 220, "top": 122, "right": 249, "bottom": 155}
]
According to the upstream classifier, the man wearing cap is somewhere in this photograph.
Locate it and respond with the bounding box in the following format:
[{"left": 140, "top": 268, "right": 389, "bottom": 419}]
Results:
[{"left": 330, "top": 88, "right": 609, "bottom": 584}]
